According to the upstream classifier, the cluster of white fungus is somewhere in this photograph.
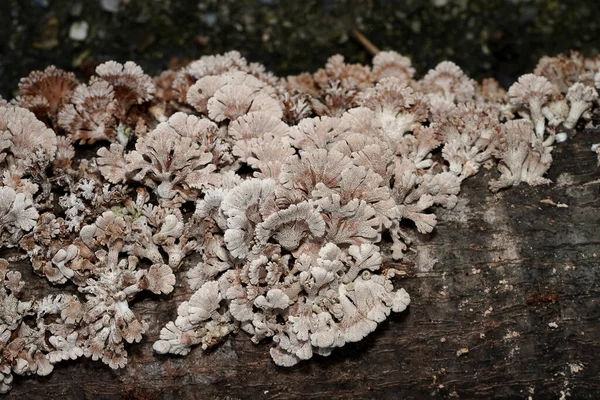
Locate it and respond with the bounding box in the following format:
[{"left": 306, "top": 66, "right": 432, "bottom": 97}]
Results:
[{"left": 1, "top": 49, "right": 599, "bottom": 392}]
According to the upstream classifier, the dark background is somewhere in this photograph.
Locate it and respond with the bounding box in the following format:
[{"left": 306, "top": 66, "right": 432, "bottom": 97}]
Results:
[{"left": 1, "top": 0, "right": 600, "bottom": 98}]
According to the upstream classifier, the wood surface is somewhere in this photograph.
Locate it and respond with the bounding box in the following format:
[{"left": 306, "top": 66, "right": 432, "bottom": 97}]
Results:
[{"left": 4, "top": 131, "right": 600, "bottom": 400}]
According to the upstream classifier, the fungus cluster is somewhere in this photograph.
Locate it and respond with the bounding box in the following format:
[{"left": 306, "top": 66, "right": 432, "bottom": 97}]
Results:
[{"left": 1, "top": 50, "right": 600, "bottom": 392}]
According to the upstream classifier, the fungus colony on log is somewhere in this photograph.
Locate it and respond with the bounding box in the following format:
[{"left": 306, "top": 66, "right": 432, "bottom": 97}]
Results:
[{"left": 1, "top": 50, "right": 600, "bottom": 393}]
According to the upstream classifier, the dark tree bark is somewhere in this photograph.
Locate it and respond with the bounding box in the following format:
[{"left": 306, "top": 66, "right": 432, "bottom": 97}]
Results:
[{"left": 5, "top": 131, "right": 600, "bottom": 399}]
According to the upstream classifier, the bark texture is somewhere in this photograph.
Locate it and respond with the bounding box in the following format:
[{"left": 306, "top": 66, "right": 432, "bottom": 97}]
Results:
[{"left": 4, "top": 131, "right": 600, "bottom": 399}]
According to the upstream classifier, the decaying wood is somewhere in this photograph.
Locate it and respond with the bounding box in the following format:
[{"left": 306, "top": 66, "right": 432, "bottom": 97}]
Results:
[{"left": 4, "top": 131, "right": 600, "bottom": 399}]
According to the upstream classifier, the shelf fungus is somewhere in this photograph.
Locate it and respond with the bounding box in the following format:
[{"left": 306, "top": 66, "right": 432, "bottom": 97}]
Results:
[
  {"left": 489, "top": 119, "right": 552, "bottom": 192},
  {"left": 97, "top": 112, "right": 221, "bottom": 203},
  {"left": 564, "top": 82, "right": 598, "bottom": 129},
  {"left": 14, "top": 66, "right": 79, "bottom": 123},
  {"left": 507, "top": 74, "right": 554, "bottom": 138},
  {"left": 58, "top": 61, "right": 155, "bottom": 145},
  {"left": 1, "top": 48, "right": 600, "bottom": 392},
  {"left": 0, "top": 258, "right": 84, "bottom": 394},
  {"left": 420, "top": 61, "right": 475, "bottom": 103},
  {"left": 154, "top": 241, "right": 410, "bottom": 367}
]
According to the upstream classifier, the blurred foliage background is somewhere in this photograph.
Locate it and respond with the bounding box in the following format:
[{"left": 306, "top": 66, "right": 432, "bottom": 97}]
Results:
[{"left": 1, "top": 0, "right": 599, "bottom": 97}]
